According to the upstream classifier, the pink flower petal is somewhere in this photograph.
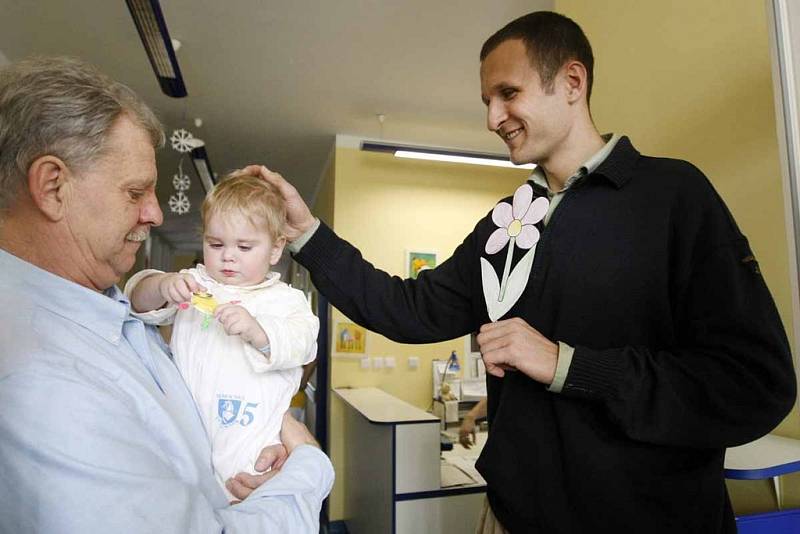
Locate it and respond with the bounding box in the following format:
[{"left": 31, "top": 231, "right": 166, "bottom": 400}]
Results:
[
  {"left": 522, "top": 196, "right": 549, "bottom": 225},
  {"left": 515, "top": 224, "right": 540, "bottom": 249},
  {"left": 512, "top": 184, "right": 533, "bottom": 219},
  {"left": 485, "top": 227, "right": 510, "bottom": 254},
  {"left": 491, "top": 202, "right": 513, "bottom": 228}
]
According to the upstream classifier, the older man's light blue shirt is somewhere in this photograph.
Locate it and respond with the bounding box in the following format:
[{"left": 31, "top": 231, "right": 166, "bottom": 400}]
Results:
[{"left": 0, "top": 248, "right": 333, "bottom": 533}]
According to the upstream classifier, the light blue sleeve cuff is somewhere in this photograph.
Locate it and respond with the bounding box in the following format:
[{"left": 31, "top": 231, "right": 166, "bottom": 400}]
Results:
[
  {"left": 243, "top": 445, "right": 335, "bottom": 518},
  {"left": 217, "top": 444, "right": 334, "bottom": 532},
  {"left": 287, "top": 218, "right": 321, "bottom": 254},
  {"left": 255, "top": 343, "right": 272, "bottom": 362},
  {"left": 547, "top": 341, "right": 575, "bottom": 394}
]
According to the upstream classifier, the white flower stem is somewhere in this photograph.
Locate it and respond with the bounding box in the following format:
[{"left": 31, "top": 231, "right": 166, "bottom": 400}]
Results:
[{"left": 498, "top": 237, "right": 515, "bottom": 302}]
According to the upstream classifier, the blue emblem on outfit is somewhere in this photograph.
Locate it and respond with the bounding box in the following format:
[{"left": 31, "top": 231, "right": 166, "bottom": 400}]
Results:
[{"left": 218, "top": 399, "right": 241, "bottom": 427}]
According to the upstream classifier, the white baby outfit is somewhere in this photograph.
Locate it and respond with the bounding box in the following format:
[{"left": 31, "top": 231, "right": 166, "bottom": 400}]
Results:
[{"left": 125, "top": 265, "right": 318, "bottom": 498}]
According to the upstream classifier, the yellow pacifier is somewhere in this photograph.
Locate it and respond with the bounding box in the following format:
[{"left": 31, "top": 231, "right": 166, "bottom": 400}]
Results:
[{"left": 190, "top": 291, "right": 218, "bottom": 329}]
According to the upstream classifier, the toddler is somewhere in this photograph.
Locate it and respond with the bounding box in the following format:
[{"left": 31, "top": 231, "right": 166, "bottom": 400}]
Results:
[{"left": 126, "top": 172, "right": 318, "bottom": 499}]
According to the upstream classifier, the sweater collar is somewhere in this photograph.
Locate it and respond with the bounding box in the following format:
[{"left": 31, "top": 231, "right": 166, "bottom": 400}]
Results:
[
  {"left": 591, "top": 135, "right": 640, "bottom": 189},
  {"left": 527, "top": 134, "right": 638, "bottom": 195},
  {"left": 529, "top": 133, "right": 620, "bottom": 195}
]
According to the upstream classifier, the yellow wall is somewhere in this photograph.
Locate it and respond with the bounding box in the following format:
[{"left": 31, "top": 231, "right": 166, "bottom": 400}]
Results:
[
  {"left": 556, "top": 0, "right": 798, "bottom": 512},
  {"left": 326, "top": 146, "right": 528, "bottom": 520}
]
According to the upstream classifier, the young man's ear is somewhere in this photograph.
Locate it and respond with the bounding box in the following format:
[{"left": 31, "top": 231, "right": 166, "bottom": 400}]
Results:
[
  {"left": 27, "top": 155, "right": 70, "bottom": 221},
  {"left": 563, "top": 60, "right": 589, "bottom": 105},
  {"left": 269, "top": 236, "right": 287, "bottom": 265}
]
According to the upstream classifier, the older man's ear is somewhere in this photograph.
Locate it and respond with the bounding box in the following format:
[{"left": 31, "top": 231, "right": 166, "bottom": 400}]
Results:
[{"left": 26, "top": 155, "right": 70, "bottom": 222}]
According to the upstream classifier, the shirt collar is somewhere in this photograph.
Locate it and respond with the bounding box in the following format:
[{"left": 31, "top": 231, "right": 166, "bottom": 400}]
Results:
[
  {"left": 0, "top": 248, "right": 130, "bottom": 345},
  {"left": 194, "top": 263, "right": 282, "bottom": 291},
  {"left": 529, "top": 133, "right": 623, "bottom": 193}
]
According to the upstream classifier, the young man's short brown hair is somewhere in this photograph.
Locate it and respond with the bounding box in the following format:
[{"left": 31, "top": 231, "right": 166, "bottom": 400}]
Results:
[{"left": 480, "top": 11, "right": 595, "bottom": 103}]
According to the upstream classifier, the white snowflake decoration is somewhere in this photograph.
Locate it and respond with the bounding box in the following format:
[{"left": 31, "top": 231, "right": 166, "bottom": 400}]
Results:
[
  {"left": 172, "top": 172, "right": 191, "bottom": 191},
  {"left": 168, "top": 192, "right": 191, "bottom": 214},
  {"left": 170, "top": 129, "right": 196, "bottom": 153}
]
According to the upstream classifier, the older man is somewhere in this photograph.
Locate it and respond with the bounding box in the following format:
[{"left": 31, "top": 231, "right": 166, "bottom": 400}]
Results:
[{"left": 0, "top": 56, "right": 332, "bottom": 533}]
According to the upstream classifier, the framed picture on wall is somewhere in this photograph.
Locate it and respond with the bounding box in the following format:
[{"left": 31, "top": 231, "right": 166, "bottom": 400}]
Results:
[
  {"left": 406, "top": 250, "right": 437, "bottom": 279},
  {"left": 334, "top": 322, "right": 367, "bottom": 354}
]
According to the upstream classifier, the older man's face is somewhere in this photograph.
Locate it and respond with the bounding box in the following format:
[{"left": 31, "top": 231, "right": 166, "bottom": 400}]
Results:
[{"left": 65, "top": 115, "right": 162, "bottom": 290}]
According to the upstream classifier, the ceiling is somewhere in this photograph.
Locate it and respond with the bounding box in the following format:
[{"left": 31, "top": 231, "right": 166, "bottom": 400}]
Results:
[{"left": 0, "top": 0, "right": 552, "bottom": 251}]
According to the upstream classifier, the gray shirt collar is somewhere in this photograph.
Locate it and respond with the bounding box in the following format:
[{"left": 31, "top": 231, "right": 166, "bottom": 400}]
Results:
[{"left": 530, "top": 133, "right": 620, "bottom": 194}]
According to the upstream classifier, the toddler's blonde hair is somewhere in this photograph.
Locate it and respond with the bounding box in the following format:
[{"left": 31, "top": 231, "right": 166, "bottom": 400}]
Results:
[{"left": 201, "top": 171, "right": 286, "bottom": 242}]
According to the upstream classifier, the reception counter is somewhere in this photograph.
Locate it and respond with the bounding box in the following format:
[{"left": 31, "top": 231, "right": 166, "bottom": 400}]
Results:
[{"left": 335, "top": 387, "right": 485, "bottom": 534}]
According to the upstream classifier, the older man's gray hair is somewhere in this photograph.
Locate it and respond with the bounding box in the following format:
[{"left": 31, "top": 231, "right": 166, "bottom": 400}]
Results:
[{"left": 0, "top": 56, "right": 164, "bottom": 211}]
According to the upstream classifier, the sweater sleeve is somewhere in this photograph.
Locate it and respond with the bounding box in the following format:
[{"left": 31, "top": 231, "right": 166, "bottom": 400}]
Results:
[
  {"left": 560, "top": 184, "right": 796, "bottom": 449},
  {"left": 243, "top": 288, "right": 320, "bottom": 373},
  {"left": 292, "top": 221, "right": 479, "bottom": 344}
]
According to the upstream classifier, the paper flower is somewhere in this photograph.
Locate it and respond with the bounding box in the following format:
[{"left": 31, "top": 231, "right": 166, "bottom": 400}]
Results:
[
  {"left": 485, "top": 185, "right": 548, "bottom": 254},
  {"left": 484, "top": 184, "right": 548, "bottom": 302}
]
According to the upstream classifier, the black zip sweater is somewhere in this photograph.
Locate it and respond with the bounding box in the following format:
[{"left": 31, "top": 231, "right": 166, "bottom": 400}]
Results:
[{"left": 293, "top": 137, "right": 795, "bottom": 533}]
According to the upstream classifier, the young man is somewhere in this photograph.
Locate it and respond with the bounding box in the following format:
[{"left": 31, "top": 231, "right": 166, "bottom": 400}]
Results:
[
  {"left": 254, "top": 11, "right": 795, "bottom": 533},
  {"left": 0, "top": 56, "right": 333, "bottom": 533}
]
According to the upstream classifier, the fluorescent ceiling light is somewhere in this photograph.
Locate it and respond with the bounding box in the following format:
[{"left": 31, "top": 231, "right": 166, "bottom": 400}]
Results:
[
  {"left": 362, "top": 141, "right": 534, "bottom": 170},
  {"left": 395, "top": 150, "right": 534, "bottom": 169},
  {"left": 125, "top": 0, "right": 187, "bottom": 98},
  {"left": 191, "top": 146, "right": 216, "bottom": 194}
]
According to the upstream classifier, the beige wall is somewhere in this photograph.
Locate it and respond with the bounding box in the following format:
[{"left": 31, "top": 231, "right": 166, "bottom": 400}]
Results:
[
  {"left": 172, "top": 253, "right": 198, "bottom": 272},
  {"left": 313, "top": 146, "right": 336, "bottom": 227},
  {"left": 325, "top": 146, "right": 528, "bottom": 520},
  {"left": 556, "top": 0, "right": 798, "bottom": 512}
]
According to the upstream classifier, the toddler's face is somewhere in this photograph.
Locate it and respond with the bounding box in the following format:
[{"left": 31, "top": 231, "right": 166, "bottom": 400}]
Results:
[{"left": 202, "top": 212, "right": 285, "bottom": 286}]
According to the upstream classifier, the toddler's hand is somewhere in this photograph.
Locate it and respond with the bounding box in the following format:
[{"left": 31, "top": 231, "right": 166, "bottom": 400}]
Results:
[
  {"left": 214, "top": 303, "right": 268, "bottom": 348},
  {"left": 159, "top": 273, "right": 205, "bottom": 306}
]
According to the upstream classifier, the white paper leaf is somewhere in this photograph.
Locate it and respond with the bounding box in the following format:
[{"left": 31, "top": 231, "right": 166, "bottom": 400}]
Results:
[
  {"left": 481, "top": 244, "right": 537, "bottom": 321},
  {"left": 481, "top": 257, "right": 500, "bottom": 320}
]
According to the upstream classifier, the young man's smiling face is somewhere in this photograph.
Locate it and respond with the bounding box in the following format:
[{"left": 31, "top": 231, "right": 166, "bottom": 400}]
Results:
[{"left": 480, "top": 38, "right": 574, "bottom": 168}]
